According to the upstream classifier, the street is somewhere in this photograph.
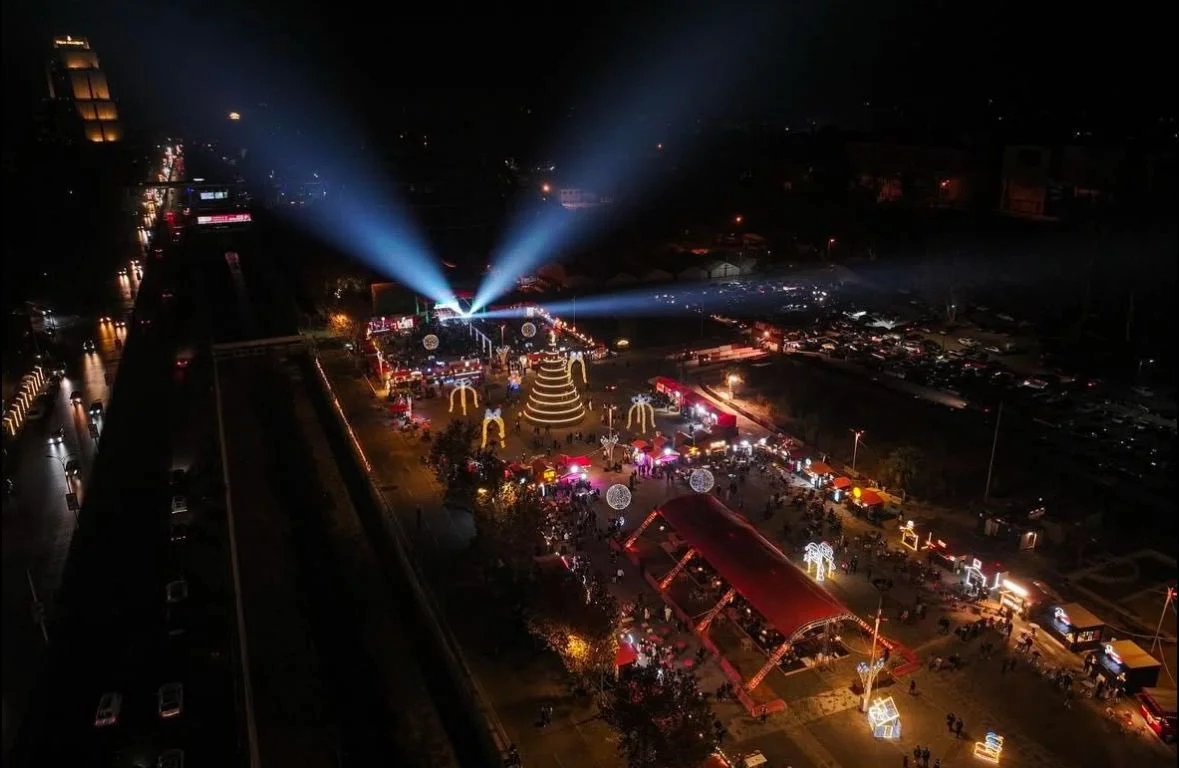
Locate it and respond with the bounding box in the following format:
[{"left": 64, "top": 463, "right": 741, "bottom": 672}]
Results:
[
  {"left": 0, "top": 259, "right": 135, "bottom": 752},
  {"left": 9, "top": 181, "right": 241, "bottom": 767}
]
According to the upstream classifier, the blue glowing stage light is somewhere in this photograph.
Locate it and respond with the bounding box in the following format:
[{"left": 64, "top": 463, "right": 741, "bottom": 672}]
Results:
[
  {"left": 231, "top": 99, "right": 455, "bottom": 306},
  {"left": 471, "top": 7, "right": 781, "bottom": 313}
]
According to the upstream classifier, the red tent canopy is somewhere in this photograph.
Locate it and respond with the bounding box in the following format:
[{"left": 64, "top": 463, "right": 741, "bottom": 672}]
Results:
[
  {"left": 831, "top": 477, "right": 853, "bottom": 490},
  {"left": 858, "top": 490, "right": 884, "bottom": 506},
  {"left": 559, "top": 454, "right": 591, "bottom": 468},
  {"left": 656, "top": 494, "right": 852, "bottom": 641},
  {"left": 615, "top": 642, "right": 638, "bottom": 668}
]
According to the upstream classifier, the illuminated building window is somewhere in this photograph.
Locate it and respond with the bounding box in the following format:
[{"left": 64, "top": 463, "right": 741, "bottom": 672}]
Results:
[
  {"left": 76, "top": 102, "right": 97, "bottom": 120},
  {"left": 95, "top": 102, "right": 118, "bottom": 121},
  {"left": 71, "top": 72, "right": 93, "bottom": 99}
]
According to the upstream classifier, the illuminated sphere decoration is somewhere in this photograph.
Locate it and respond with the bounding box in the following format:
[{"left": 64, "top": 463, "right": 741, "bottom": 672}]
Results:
[
  {"left": 689, "top": 468, "right": 715, "bottom": 494},
  {"left": 521, "top": 322, "right": 537, "bottom": 338},
  {"left": 422, "top": 334, "right": 440, "bottom": 351},
  {"left": 606, "top": 483, "right": 632, "bottom": 511}
]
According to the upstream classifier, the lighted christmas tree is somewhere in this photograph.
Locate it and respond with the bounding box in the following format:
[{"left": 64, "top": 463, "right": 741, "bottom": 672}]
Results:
[{"left": 524, "top": 350, "right": 585, "bottom": 427}]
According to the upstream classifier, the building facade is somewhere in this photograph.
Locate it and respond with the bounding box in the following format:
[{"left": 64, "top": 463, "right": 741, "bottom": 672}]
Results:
[{"left": 45, "top": 36, "right": 122, "bottom": 144}]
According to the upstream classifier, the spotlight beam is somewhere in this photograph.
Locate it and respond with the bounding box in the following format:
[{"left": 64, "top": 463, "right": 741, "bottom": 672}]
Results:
[{"left": 472, "top": 7, "right": 780, "bottom": 312}]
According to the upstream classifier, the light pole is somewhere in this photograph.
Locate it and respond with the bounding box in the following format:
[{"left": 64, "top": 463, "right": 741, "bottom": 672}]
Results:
[
  {"left": 1137, "top": 357, "right": 1155, "bottom": 384},
  {"left": 826, "top": 237, "right": 836, "bottom": 260},
  {"left": 983, "top": 401, "right": 1004, "bottom": 503},
  {"left": 850, "top": 429, "right": 864, "bottom": 473},
  {"left": 860, "top": 599, "right": 885, "bottom": 712}
]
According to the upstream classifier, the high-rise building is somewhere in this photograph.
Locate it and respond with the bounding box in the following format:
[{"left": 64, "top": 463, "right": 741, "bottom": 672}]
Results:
[
  {"left": 524, "top": 351, "right": 585, "bottom": 427},
  {"left": 45, "top": 36, "right": 122, "bottom": 144}
]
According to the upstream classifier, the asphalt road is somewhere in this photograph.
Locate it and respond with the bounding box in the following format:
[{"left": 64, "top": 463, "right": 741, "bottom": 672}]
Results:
[
  {"left": 9, "top": 190, "right": 241, "bottom": 768},
  {"left": 0, "top": 292, "right": 127, "bottom": 753}
]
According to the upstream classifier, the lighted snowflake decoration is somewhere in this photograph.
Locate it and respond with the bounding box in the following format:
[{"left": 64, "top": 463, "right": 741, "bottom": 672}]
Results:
[
  {"left": 521, "top": 322, "right": 537, "bottom": 338},
  {"left": 606, "top": 483, "right": 632, "bottom": 511},
  {"left": 422, "top": 334, "right": 440, "bottom": 350},
  {"left": 689, "top": 468, "right": 715, "bottom": 494}
]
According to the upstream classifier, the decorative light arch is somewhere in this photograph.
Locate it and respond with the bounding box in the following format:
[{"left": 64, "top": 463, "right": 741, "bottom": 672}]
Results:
[
  {"left": 448, "top": 380, "right": 479, "bottom": 416},
  {"left": 566, "top": 350, "right": 587, "bottom": 384},
  {"left": 626, "top": 394, "right": 656, "bottom": 434},
  {"left": 481, "top": 407, "right": 505, "bottom": 448},
  {"left": 803, "top": 541, "right": 836, "bottom": 582}
]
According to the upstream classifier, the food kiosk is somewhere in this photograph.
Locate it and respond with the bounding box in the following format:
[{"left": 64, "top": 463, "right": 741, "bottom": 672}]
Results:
[
  {"left": 829, "top": 476, "right": 853, "bottom": 502},
  {"left": 1095, "top": 639, "right": 1161, "bottom": 694},
  {"left": 803, "top": 461, "right": 834, "bottom": 488},
  {"left": 1043, "top": 603, "right": 1107, "bottom": 652},
  {"left": 961, "top": 556, "right": 1006, "bottom": 596}
]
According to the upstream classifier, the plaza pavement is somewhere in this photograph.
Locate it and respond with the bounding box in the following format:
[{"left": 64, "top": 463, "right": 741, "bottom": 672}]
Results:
[{"left": 320, "top": 348, "right": 1173, "bottom": 768}]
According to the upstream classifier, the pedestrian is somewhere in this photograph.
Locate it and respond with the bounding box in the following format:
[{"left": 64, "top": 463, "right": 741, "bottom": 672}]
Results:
[
  {"left": 663, "top": 604, "right": 672, "bottom": 623},
  {"left": 954, "top": 718, "right": 963, "bottom": 738},
  {"left": 933, "top": 759, "right": 941, "bottom": 768},
  {"left": 921, "top": 746, "right": 930, "bottom": 767},
  {"left": 912, "top": 745, "right": 921, "bottom": 764},
  {"left": 945, "top": 713, "right": 954, "bottom": 731},
  {"left": 909, "top": 679, "right": 917, "bottom": 695},
  {"left": 902, "top": 756, "right": 908, "bottom": 768}
]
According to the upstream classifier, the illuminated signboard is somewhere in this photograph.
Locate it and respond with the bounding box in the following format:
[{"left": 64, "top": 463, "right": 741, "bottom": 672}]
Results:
[
  {"left": 198, "top": 190, "right": 229, "bottom": 201},
  {"left": 1104, "top": 643, "right": 1123, "bottom": 667},
  {"left": 196, "top": 213, "right": 252, "bottom": 226},
  {"left": 1054, "top": 607, "right": 1071, "bottom": 626}
]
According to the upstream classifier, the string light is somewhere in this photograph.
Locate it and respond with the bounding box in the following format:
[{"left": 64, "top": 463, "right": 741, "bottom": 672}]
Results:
[{"left": 524, "top": 352, "right": 585, "bottom": 426}]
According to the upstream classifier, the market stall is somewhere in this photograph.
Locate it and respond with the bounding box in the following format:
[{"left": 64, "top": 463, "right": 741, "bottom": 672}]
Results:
[
  {"left": 996, "top": 577, "right": 1038, "bottom": 617},
  {"left": 1094, "top": 639, "right": 1161, "bottom": 693},
  {"left": 1042, "top": 602, "right": 1107, "bottom": 652},
  {"left": 849, "top": 487, "right": 886, "bottom": 521},
  {"left": 829, "top": 476, "right": 853, "bottom": 502},
  {"left": 803, "top": 461, "right": 834, "bottom": 488}
]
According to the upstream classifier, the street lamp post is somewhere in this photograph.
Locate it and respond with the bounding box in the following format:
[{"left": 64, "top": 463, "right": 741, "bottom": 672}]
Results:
[
  {"left": 851, "top": 429, "right": 864, "bottom": 473},
  {"left": 861, "top": 599, "right": 884, "bottom": 712},
  {"left": 826, "top": 237, "right": 836, "bottom": 260}
]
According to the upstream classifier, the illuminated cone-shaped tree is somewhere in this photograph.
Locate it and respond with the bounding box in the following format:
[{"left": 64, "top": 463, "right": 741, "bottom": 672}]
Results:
[{"left": 524, "top": 351, "right": 585, "bottom": 427}]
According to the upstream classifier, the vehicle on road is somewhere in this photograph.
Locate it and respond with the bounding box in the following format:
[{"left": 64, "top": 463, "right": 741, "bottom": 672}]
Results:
[
  {"left": 83, "top": 340, "right": 97, "bottom": 352},
  {"left": 157, "top": 683, "right": 183, "bottom": 719},
  {"left": 175, "top": 347, "right": 194, "bottom": 369},
  {"left": 71, "top": 390, "right": 84, "bottom": 404},
  {"left": 169, "top": 521, "right": 189, "bottom": 543},
  {"left": 48, "top": 428, "right": 65, "bottom": 445},
  {"left": 65, "top": 459, "right": 81, "bottom": 477},
  {"left": 93, "top": 692, "right": 122, "bottom": 727},
  {"left": 89, "top": 400, "right": 104, "bottom": 417},
  {"left": 165, "top": 579, "right": 188, "bottom": 604}
]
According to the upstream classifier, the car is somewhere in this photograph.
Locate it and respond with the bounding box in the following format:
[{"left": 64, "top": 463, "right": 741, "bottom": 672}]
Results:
[
  {"left": 169, "top": 521, "right": 189, "bottom": 543},
  {"left": 82, "top": 340, "right": 97, "bottom": 352},
  {"left": 94, "top": 692, "right": 122, "bottom": 727},
  {"left": 117, "top": 268, "right": 128, "bottom": 277},
  {"left": 170, "top": 495, "right": 188, "bottom": 515},
  {"left": 70, "top": 390, "right": 84, "bottom": 404},
  {"left": 47, "top": 428, "right": 65, "bottom": 445},
  {"left": 65, "top": 459, "right": 81, "bottom": 477},
  {"left": 157, "top": 683, "right": 183, "bottom": 718},
  {"left": 99, "top": 315, "right": 111, "bottom": 323},
  {"left": 165, "top": 579, "right": 188, "bottom": 604},
  {"left": 158, "top": 749, "right": 184, "bottom": 768},
  {"left": 89, "top": 400, "right": 104, "bottom": 417},
  {"left": 114, "top": 319, "right": 126, "bottom": 328}
]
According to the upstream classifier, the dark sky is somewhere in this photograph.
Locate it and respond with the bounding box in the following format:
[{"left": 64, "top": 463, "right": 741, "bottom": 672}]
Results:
[{"left": 4, "top": 0, "right": 1175, "bottom": 142}]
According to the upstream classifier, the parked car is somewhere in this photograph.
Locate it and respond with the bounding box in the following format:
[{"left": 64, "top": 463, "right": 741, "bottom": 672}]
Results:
[
  {"left": 157, "top": 683, "right": 183, "bottom": 719},
  {"left": 94, "top": 692, "right": 122, "bottom": 727}
]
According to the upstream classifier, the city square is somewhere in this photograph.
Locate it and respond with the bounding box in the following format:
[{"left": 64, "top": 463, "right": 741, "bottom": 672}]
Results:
[{"left": 320, "top": 309, "right": 1175, "bottom": 768}]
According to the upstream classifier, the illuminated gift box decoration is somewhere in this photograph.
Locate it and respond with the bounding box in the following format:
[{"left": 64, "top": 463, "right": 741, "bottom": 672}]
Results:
[{"left": 866, "top": 696, "right": 902, "bottom": 739}]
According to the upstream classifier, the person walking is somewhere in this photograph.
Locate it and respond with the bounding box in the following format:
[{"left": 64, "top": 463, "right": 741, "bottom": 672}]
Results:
[
  {"left": 954, "top": 718, "right": 964, "bottom": 738},
  {"left": 920, "top": 746, "right": 930, "bottom": 767},
  {"left": 909, "top": 679, "right": 917, "bottom": 695}
]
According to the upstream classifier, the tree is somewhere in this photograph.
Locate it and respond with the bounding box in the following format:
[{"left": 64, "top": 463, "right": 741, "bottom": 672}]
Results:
[
  {"left": 471, "top": 481, "right": 547, "bottom": 577},
  {"left": 602, "top": 663, "right": 718, "bottom": 768},
  {"left": 524, "top": 569, "right": 619, "bottom": 681},
  {"left": 879, "top": 445, "right": 925, "bottom": 493},
  {"left": 429, "top": 420, "right": 481, "bottom": 499}
]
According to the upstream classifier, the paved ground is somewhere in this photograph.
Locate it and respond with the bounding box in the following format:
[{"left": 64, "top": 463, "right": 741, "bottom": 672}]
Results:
[{"left": 322, "top": 344, "right": 1175, "bottom": 768}]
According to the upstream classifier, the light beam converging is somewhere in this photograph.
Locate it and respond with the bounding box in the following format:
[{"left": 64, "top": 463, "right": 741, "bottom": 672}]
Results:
[
  {"left": 470, "top": 7, "right": 779, "bottom": 313},
  {"left": 233, "top": 99, "right": 456, "bottom": 307}
]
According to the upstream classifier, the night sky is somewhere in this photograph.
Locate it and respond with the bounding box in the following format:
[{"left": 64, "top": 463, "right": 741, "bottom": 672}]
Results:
[{"left": 4, "top": 0, "right": 1175, "bottom": 145}]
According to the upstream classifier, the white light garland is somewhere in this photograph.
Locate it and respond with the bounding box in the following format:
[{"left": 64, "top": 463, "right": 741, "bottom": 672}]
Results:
[
  {"left": 606, "top": 484, "right": 632, "bottom": 510},
  {"left": 689, "top": 468, "right": 714, "bottom": 493}
]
